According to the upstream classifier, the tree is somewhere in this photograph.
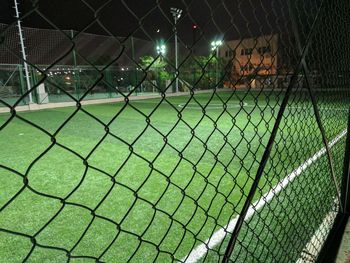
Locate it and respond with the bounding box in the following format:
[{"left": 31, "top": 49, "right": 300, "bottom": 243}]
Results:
[
  {"left": 140, "top": 56, "right": 171, "bottom": 91},
  {"left": 181, "top": 55, "right": 229, "bottom": 90}
]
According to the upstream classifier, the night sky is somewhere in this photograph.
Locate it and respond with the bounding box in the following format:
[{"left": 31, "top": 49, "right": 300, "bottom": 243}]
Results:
[{"left": 0, "top": 0, "right": 284, "bottom": 45}]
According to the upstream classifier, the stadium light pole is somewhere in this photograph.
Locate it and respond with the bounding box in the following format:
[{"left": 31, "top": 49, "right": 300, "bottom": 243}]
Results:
[
  {"left": 171, "top": 7, "right": 182, "bottom": 93},
  {"left": 14, "top": 0, "right": 33, "bottom": 104},
  {"left": 211, "top": 40, "right": 223, "bottom": 87},
  {"left": 192, "top": 24, "right": 198, "bottom": 54}
]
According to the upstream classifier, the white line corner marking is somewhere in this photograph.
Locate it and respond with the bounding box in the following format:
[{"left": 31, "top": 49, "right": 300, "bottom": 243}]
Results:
[{"left": 182, "top": 129, "right": 347, "bottom": 263}]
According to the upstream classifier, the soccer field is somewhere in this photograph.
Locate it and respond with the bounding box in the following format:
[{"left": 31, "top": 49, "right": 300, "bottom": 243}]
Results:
[{"left": 0, "top": 90, "right": 348, "bottom": 262}]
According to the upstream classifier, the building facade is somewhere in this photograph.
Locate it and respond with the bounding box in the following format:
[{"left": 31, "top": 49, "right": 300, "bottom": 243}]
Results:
[{"left": 219, "top": 34, "right": 279, "bottom": 88}]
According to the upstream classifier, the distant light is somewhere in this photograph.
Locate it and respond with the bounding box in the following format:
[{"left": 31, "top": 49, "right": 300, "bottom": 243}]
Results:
[
  {"left": 193, "top": 25, "right": 198, "bottom": 29},
  {"left": 121, "top": 68, "right": 125, "bottom": 71},
  {"left": 156, "top": 44, "right": 166, "bottom": 55},
  {"left": 156, "top": 29, "right": 160, "bottom": 33},
  {"left": 211, "top": 39, "right": 223, "bottom": 51}
]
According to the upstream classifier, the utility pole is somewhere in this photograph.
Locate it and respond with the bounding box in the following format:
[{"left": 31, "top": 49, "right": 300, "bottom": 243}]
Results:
[
  {"left": 130, "top": 36, "right": 138, "bottom": 93},
  {"left": 216, "top": 47, "right": 220, "bottom": 86},
  {"left": 14, "top": 0, "right": 33, "bottom": 104},
  {"left": 192, "top": 24, "right": 198, "bottom": 54},
  {"left": 171, "top": 7, "right": 182, "bottom": 93}
]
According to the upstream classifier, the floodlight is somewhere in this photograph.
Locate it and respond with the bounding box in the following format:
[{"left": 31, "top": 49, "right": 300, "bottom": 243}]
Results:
[
  {"left": 156, "top": 44, "right": 166, "bottom": 55},
  {"left": 171, "top": 7, "right": 183, "bottom": 20}
]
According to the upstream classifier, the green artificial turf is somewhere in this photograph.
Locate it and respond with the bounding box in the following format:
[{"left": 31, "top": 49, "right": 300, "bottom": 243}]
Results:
[{"left": 0, "top": 90, "right": 348, "bottom": 262}]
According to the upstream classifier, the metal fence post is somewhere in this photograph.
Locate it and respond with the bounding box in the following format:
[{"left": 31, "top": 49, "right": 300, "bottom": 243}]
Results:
[
  {"left": 71, "top": 29, "right": 80, "bottom": 100},
  {"left": 341, "top": 109, "right": 350, "bottom": 213},
  {"left": 14, "top": 0, "right": 33, "bottom": 104},
  {"left": 18, "top": 64, "right": 26, "bottom": 104}
]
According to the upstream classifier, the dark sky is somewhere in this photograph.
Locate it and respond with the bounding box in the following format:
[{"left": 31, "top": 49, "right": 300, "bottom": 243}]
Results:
[
  {"left": 0, "top": 0, "right": 13, "bottom": 22},
  {"left": 0, "top": 0, "right": 283, "bottom": 45}
]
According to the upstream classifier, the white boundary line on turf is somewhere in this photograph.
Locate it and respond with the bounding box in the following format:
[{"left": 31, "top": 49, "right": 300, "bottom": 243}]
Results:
[
  {"left": 177, "top": 102, "right": 248, "bottom": 110},
  {"left": 181, "top": 129, "right": 347, "bottom": 263},
  {"left": 296, "top": 203, "right": 338, "bottom": 263},
  {"left": 175, "top": 102, "right": 348, "bottom": 112}
]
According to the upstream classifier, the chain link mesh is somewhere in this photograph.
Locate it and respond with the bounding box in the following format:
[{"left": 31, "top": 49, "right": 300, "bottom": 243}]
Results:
[{"left": 1, "top": 0, "right": 350, "bottom": 262}]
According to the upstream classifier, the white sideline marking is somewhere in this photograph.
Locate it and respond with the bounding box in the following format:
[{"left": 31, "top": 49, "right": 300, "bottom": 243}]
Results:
[
  {"left": 174, "top": 102, "right": 348, "bottom": 112},
  {"left": 182, "top": 129, "right": 347, "bottom": 263},
  {"left": 297, "top": 202, "right": 338, "bottom": 263},
  {"left": 177, "top": 102, "right": 248, "bottom": 110}
]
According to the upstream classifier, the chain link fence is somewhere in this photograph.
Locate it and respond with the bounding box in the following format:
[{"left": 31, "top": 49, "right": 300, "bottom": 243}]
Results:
[
  {"left": 1, "top": 0, "right": 350, "bottom": 262},
  {"left": 0, "top": 24, "right": 224, "bottom": 105}
]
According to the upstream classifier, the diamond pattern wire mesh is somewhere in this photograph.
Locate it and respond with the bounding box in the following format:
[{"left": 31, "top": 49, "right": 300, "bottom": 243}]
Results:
[{"left": 1, "top": 0, "right": 350, "bottom": 262}]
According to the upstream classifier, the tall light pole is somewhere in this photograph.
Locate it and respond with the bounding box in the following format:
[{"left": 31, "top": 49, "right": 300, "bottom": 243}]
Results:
[
  {"left": 171, "top": 7, "right": 182, "bottom": 93},
  {"left": 211, "top": 40, "right": 223, "bottom": 88},
  {"left": 192, "top": 24, "right": 198, "bottom": 54},
  {"left": 14, "top": 0, "right": 33, "bottom": 104}
]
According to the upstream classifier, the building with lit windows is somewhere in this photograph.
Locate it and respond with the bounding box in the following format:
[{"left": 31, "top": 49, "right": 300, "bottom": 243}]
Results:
[{"left": 219, "top": 34, "right": 279, "bottom": 88}]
